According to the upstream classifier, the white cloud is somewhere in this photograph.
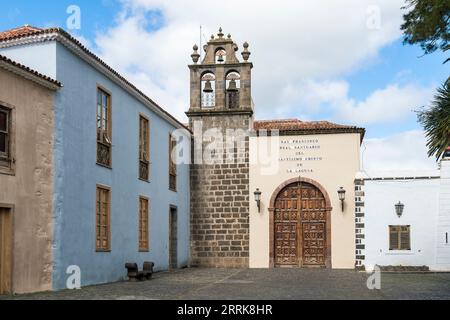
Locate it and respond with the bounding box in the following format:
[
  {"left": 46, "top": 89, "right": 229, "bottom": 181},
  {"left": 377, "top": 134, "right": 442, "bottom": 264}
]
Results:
[
  {"left": 271, "top": 79, "right": 433, "bottom": 125},
  {"left": 362, "top": 130, "right": 438, "bottom": 171},
  {"left": 337, "top": 84, "right": 433, "bottom": 125},
  {"left": 93, "top": 0, "right": 408, "bottom": 121}
]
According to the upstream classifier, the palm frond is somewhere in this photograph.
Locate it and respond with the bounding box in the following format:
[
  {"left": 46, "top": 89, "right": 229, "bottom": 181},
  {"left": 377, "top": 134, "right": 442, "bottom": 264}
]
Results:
[{"left": 417, "top": 80, "right": 450, "bottom": 160}]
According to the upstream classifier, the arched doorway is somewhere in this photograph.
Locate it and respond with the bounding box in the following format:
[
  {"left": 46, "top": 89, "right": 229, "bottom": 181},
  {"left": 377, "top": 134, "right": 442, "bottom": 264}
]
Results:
[{"left": 268, "top": 178, "right": 332, "bottom": 268}]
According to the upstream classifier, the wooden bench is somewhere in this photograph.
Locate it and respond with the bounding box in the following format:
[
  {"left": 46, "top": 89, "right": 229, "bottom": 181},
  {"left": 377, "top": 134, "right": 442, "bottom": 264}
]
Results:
[{"left": 125, "top": 262, "right": 154, "bottom": 281}]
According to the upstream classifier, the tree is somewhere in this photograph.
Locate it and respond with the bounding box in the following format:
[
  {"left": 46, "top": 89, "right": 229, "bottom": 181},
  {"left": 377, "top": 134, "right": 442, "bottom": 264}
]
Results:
[
  {"left": 401, "top": 0, "right": 450, "bottom": 62},
  {"left": 401, "top": 0, "right": 450, "bottom": 160},
  {"left": 417, "top": 81, "right": 450, "bottom": 160}
]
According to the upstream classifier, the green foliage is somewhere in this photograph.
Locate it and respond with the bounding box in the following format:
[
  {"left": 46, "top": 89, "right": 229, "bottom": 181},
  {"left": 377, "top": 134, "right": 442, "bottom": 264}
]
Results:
[
  {"left": 417, "top": 80, "right": 450, "bottom": 160},
  {"left": 401, "top": 0, "right": 450, "bottom": 58}
]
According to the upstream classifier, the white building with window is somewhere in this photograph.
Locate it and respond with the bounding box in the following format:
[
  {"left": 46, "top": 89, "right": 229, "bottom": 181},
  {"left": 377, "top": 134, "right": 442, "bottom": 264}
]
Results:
[{"left": 356, "top": 150, "right": 450, "bottom": 271}]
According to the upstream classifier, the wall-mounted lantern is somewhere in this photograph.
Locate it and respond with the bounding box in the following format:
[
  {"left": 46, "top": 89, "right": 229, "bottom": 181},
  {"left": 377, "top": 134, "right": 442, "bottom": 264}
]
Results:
[
  {"left": 395, "top": 201, "right": 405, "bottom": 218},
  {"left": 337, "top": 187, "right": 346, "bottom": 212},
  {"left": 254, "top": 188, "right": 262, "bottom": 213}
]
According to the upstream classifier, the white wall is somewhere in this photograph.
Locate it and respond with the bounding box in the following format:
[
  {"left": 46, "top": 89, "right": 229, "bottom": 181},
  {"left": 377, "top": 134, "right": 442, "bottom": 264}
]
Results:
[
  {"left": 250, "top": 133, "right": 361, "bottom": 269},
  {"left": 436, "top": 160, "right": 450, "bottom": 270},
  {"left": 364, "top": 178, "right": 440, "bottom": 271}
]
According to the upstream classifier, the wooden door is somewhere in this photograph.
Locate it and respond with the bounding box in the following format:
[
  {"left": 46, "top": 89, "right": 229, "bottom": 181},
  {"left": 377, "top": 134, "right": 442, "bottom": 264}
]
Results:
[
  {"left": 169, "top": 207, "right": 178, "bottom": 269},
  {"left": 274, "top": 182, "right": 327, "bottom": 267},
  {"left": 0, "top": 208, "right": 12, "bottom": 294},
  {"left": 300, "top": 184, "right": 327, "bottom": 266},
  {"left": 274, "top": 184, "right": 300, "bottom": 266}
]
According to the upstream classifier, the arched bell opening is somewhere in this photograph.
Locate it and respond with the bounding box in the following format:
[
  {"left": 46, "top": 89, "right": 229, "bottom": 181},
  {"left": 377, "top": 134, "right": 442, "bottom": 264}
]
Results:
[
  {"left": 225, "top": 71, "right": 240, "bottom": 109},
  {"left": 215, "top": 48, "right": 226, "bottom": 64},
  {"left": 201, "top": 72, "right": 216, "bottom": 108}
]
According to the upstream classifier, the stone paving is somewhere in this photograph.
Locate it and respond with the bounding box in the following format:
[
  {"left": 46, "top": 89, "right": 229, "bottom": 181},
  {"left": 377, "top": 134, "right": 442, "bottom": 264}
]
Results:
[{"left": 1, "top": 268, "right": 450, "bottom": 300}]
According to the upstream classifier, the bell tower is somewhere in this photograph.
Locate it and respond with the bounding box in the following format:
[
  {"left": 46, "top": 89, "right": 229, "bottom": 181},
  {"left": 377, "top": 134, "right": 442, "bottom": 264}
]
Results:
[{"left": 187, "top": 28, "right": 253, "bottom": 268}]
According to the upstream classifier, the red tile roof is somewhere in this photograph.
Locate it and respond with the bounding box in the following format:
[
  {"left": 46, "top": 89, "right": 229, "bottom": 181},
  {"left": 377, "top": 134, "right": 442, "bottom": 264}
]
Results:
[
  {"left": 0, "top": 25, "right": 43, "bottom": 41},
  {"left": 0, "top": 54, "right": 62, "bottom": 88},
  {"left": 253, "top": 119, "right": 365, "bottom": 140},
  {"left": 0, "top": 25, "right": 189, "bottom": 131},
  {"left": 254, "top": 119, "right": 356, "bottom": 130}
]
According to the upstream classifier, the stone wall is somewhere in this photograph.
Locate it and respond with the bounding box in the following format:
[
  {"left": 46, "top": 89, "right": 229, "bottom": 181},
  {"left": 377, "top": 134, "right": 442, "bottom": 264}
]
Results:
[
  {"left": 189, "top": 114, "right": 250, "bottom": 268},
  {"left": 0, "top": 68, "right": 56, "bottom": 294}
]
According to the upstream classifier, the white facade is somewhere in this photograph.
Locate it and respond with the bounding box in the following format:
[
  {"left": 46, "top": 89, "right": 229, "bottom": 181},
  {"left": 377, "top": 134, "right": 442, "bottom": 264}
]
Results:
[
  {"left": 361, "top": 168, "right": 450, "bottom": 271},
  {"left": 437, "top": 159, "right": 450, "bottom": 269}
]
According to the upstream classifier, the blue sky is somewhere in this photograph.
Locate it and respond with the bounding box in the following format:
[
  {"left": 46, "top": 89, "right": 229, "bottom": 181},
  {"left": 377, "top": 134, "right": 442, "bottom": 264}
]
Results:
[{"left": 0, "top": 0, "right": 448, "bottom": 170}]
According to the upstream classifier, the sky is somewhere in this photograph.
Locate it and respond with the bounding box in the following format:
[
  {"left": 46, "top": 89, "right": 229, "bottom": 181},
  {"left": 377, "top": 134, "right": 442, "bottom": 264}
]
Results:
[{"left": 1, "top": 0, "right": 448, "bottom": 171}]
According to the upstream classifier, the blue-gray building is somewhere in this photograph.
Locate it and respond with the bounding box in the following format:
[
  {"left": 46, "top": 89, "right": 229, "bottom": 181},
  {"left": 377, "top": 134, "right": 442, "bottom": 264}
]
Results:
[{"left": 0, "top": 25, "right": 190, "bottom": 291}]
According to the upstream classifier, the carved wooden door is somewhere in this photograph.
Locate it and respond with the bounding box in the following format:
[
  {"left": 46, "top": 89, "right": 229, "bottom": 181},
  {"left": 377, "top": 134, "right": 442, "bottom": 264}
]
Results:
[
  {"left": 300, "top": 183, "right": 327, "bottom": 267},
  {"left": 274, "top": 182, "right": 327, "bottom": 267},
  {"left": 274, "top": 183, "right": 300, "bottom": 266}
]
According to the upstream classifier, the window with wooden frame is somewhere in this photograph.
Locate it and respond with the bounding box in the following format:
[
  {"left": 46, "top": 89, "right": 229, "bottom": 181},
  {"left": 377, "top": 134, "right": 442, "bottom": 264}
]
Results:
[
  {"left": 138, "top": 197, "right": 149, "bottom": 251},
  {"left": 96, "top": 88, "right": 112, "bottom": 167},
  {"left": 0, "top": 106, "right": 12, "bottom": 169},
  {"left": 139, "top": 115, "right": 150, "bottom": 181},
  {"left": 389, "top": 225, "right": 411, "bottom": 251},
  {"left": 96, "top": 185, "right": 111, "bottom": 251},
  {"left": 169, "top": 134, "right": 177, "bottom": 191}
]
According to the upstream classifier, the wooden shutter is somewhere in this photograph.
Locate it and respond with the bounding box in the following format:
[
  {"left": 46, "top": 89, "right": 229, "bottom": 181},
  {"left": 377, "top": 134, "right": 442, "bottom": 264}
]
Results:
[
  {"left": 96, "top": 88, "right": 112, "bottom": 167},
  {"left": 389, "top": 226, "right": 399, "bottom": 250},
  {"left": 169, "top": 134, "right": 177, "bottom": 190},
  {"left": 389, "top": 226, "right": 410, "bottom": 251},
  {"left": 139, "top": 197, "right": 149, "bottom": 251},
  {"left": 0, "top": 107, "right": 9, "bottom": 159},
  {"left": 400, "top": 226, "right": 411, "bottom": 250},
  {"left": 96, "top": 186, "right": 111, "bottom": 251},
  {"left": 139, "top": 115, "right": 150, "bottom": 180}
]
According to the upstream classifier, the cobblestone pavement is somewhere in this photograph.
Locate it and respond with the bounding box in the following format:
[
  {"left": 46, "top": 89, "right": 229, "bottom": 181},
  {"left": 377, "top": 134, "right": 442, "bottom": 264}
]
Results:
[{"left": 2, "top": 268, "right": 450, "bottom": 300}]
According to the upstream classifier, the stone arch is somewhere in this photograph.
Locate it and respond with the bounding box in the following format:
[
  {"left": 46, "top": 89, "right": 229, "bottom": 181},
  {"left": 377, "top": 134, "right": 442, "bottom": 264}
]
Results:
[
  {"left": 268, "top": 177, "right": 333, "bottom": 268},
  {"left": 201, "top": 72, "right": 216, "bottom": 108}
]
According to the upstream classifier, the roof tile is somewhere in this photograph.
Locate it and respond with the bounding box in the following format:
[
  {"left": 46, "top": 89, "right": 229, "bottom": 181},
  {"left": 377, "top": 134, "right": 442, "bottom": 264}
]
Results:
[
  {"left": 0, "top": 25, "right": 189, "bottom": 131},
  {"left": 0, "top": 25, "right": 43, "bottom": 41},
  {"left": 253, "top": 119, "right": 359, "bottom": 131}
]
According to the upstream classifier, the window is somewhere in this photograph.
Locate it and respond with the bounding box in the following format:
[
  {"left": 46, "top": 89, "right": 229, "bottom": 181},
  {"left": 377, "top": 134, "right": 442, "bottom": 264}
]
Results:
[
  {"left": 139, "top": 197, "right": 149, "bottom": 251},
  {"left": 96, "top": 88, "right": 112, "bottom": 167},
  {"left": 169, "top": 134, "right": 177, "bottom": 191},
  {"left": 139, "top": 115, "right": 150, "bottom": 181},
  {"left": 0, "top": 106, "right": 11, "bottom": 168},
  {"left": 96, "top": 185, "right": 111, "bottom": 251},
  {"left": 389, "top": 225, "right": 411, "bottom": 251}
]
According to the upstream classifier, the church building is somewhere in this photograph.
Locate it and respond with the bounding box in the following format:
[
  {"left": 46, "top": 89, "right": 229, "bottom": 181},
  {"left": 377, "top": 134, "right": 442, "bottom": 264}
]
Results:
[{"left": 187, "top": 29, "right": 365, "bottom": 269}]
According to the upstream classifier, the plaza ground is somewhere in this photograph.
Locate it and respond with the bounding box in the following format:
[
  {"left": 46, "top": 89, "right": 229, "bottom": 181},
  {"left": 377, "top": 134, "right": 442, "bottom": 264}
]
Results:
[{"left": 1, "top": 268, "right": 450, "bottom": 300}]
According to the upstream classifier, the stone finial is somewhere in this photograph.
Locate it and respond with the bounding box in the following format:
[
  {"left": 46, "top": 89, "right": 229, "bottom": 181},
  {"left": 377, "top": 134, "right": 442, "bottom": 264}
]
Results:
[
  {"left": 218, "top": 27, "right": 224, "bottom": 38},
  {"left": 211, "top": 34, "right": 214, "bottom": 40},
  {"left": 241, "top": 42, "right": 251, "bottom": 61},
  {"left": 227, "top": 33, "right": 232, "bottom": 39},
  {"left": 191, "top": 44, "right": 200, "bottom": 64}
]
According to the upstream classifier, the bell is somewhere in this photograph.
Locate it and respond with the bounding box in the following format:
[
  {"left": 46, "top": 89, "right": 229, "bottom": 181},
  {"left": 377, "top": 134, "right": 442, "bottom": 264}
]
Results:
[
  {"left": 217, "top": 54, "right": 224, "bottom": 63},
  {"left": 203, "top": 80, "right": 213, "bottom": 93},
  {"left": 227, "top": 79, "right": 238, "bottom": 92}
]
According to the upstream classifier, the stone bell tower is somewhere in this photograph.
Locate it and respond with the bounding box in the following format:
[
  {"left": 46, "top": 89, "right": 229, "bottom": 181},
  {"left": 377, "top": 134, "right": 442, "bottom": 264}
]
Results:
[{"left": 187, "top": 28, "right": 253, "bottom": 267}]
